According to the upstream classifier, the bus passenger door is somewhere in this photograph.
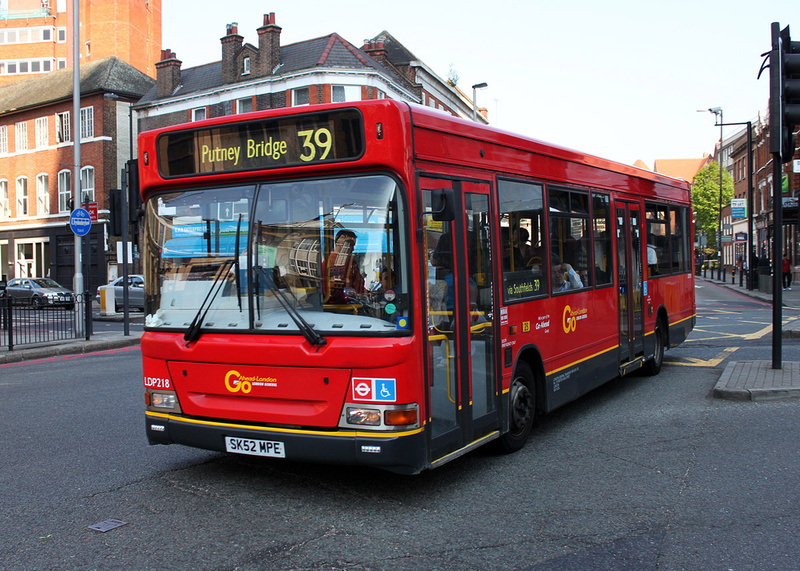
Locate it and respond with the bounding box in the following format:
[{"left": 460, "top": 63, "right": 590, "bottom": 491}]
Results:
[
  {"left": 421, "top": 178, "right": 498, "bottom": 462},
  {"left": 616, "top": 201, "right": 645, "bottom": 367}
]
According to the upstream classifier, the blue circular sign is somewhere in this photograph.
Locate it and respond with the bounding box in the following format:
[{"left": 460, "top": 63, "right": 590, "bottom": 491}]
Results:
[{"left": 69, "top": 208, "right": 92, "bottom": 237}]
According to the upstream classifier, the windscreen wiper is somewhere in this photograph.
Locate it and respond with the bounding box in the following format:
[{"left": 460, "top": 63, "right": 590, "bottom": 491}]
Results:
[
  {"left": 234, "top": 214, "right": 243, "bottom": 311},
  {"left": 254, "top": 265, "right": 327, "bottom": 347},
  {"left": 184, "top": 259, "right": 234, "bottom": 344}
]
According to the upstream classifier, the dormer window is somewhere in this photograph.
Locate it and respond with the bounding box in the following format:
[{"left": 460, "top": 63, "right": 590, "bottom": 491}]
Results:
[{"left": 243, "top": 57, "right": 250, "bottom": 75}]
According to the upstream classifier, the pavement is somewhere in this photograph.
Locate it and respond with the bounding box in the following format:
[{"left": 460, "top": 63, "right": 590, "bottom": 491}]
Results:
[
  {"left": 0, "top": 308, "right": 143, "bottom": 365},
  {"left": 698, "top": 271, "right": 800, "bottom": 402},
  {"left": 3, "top": 276, "right": 800, "bottom": 403}
]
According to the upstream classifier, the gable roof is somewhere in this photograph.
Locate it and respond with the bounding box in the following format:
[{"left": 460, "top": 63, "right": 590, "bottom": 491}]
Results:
[
  {"left": 0, "top": 56, "right": 155, "bottom": 114},
  {"left": 653, "top": 156, "right": 711, "bottom": 183},
  {"left": 138, "top": 32, "right": 409, "bottom": 105}
]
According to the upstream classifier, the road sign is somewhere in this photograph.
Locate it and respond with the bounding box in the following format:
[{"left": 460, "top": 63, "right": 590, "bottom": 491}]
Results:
[
  {"left": 69, "top": 208, "right": 92, "bottom": 236},
  {"left": 87, "top": 202, "right": 98, "bottom": 221}
]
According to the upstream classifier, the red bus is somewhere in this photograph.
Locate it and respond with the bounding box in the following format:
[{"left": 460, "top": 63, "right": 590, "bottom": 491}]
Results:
[{"left": 138, "top": 99, "right": 694, "bottom": 474}]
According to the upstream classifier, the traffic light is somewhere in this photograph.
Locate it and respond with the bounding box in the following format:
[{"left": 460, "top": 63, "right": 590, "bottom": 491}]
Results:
[{"left": 770, "top": 22, "right": 800, "bottom": 163}]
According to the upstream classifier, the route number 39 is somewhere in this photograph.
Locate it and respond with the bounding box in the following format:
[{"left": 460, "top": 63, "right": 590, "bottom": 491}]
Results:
[{"left": 298, "top": 128, "right": 332, "bottom": 162}]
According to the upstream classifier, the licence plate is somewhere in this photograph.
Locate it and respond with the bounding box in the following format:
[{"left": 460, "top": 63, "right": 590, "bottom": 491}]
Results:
[{"left": 224, "top": 436, "right": 285, "bottom": 458}]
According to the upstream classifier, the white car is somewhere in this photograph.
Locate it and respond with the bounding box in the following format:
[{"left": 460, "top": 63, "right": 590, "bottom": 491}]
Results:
[{"left": 96, "top": 275, "right": 145, "bottom": 311}]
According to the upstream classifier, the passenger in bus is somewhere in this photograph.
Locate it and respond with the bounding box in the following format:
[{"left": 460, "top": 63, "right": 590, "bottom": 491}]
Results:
[
  {"left": 431, "top": 233, "right": 477, "bottom": 319},
  {"left": 325, "top": 229, "right": 365, "bottom": 304},
  {"left": 501, "top": 228, "right": 525, "bottom": 272},
  {"left": 513, "top": 227, "right": 534, "bottom": 265},
  {"left": 551, "top": 256, "right": 583, "bottom": 292},
  {"left": 647, "top": 234, "right": 659, "bottom": 276}
]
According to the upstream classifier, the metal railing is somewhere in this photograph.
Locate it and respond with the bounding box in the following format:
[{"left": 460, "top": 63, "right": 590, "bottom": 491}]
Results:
[{"left": 0, "top": 293, "right": 90, "bottom": 351}]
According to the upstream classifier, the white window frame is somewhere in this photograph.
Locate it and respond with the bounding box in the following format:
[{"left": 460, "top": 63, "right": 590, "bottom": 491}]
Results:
[
  {"left": 332, "top": 85, "right": 360, "bottom": 103},
  {"left": 80, "top": 166, "right": 95, "bottom": 204},
  {"left": 243, "top": 57, "right": 250, "bottom": 75},
  {"left": 58, "top": 169, "right": 71, "bottom": 213},
  {"left": 0, "top": 125, "right": 7, "bottom": 154},
  {"left": 15, "top": 121, "right": 27, "bottom": 151},
  {"left": 80, "top": 106, "right": 94, "bottom": 139},
  {"left": 35, "top": 117, "right": 48, "bottom": 148},
  {"left": 16, "top": 176, "right": 28, "bottom": 217},
  {"left": 293, "top": 87, "right": 310, "bottom": 106},
  {"left": 56, "top": 111, "right": 70, "bottom": 143},
  {"left": 0, "top": 180, "right": 8, "bottom": 218},
  {"left": 192, "top": 107, "right": 207, "bottom": 122},
  {"left": 236, "top": 97, "right": 253, "bottom": 114},
  {"left": 36, "top": 173, "right": 49, "bottom": 215}
]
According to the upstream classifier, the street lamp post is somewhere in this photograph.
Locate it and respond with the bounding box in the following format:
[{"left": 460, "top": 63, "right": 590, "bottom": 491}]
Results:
[
  {"left": 472, "top": 82, "right": 487, "bottom": 122},
  {"left": 700, "top": 108, "right": 724, "bottom": 280}
]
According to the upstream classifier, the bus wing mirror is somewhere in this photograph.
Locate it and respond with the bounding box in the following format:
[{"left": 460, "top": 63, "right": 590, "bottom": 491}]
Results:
[{"left": 430, "top": 188, "right": 455, "bottom": 222}]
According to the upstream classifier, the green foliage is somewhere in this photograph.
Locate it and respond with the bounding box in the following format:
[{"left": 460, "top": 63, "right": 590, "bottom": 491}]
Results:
[{"left": 692, "top": 162, "right": 734, "bottom": 248}]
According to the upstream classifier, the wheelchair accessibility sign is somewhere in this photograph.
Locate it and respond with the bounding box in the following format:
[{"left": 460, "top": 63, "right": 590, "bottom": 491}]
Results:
[{"left": 352, "top": 377, "right": 396, "bottom": 403}]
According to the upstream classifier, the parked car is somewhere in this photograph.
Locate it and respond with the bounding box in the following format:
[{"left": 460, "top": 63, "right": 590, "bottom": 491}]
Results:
[
  {"left": 5, "top": 277, "right": 75, "bottom": 309},
  {"left": 96, "top": 274, "right": 145, "bottom": 311}
]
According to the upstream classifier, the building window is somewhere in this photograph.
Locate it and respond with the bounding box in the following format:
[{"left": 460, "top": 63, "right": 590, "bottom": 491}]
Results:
[
  {"left": 58, "top": 170, "right": 71, "bottom": 213},
  {"left": 80, "top": 166, "right": 95, "bottom": 203},
  {"left": 243, "top": 57, "right": 250, "bottom": 75},
  {"left": 0, "top": 125, "right": 7, "bottom": 154},
  {"left": 237, "top": 97, "right": 253, "bottom": 114},
  {"left": 15, "top": 121, "right": 27, "bottom": 151},
  {"left": 35, "top": 117, "right": 48, "bottom": 148},
  {"left": 0, "top": 180, "right": 8, "bottom": 218},
  {"left": 16, "top": 177, "right": 28, "bottom": 216},
  {"left": 192, "top": 107, "right": 206, "bottom": 122},
  {"left": 36, "top": 174, "right": 49, "bottom": 215},
  {"left": 80, "top": 106, "right": 94, "bottom": 139},
  {"left": 57, "top": 28, "right": 66, "bottom": 43},
  {"left": 56, "top": 111, "right": 70, "bottom": 142},
  {"left": 332, "top": 85, "right": 360, "bottom": 103},
  {"left": 293, "top": 87, "right": 310, "bottom": 106},
  {"left": 57, "top": 58, "right": 66, "bottom": 69}
]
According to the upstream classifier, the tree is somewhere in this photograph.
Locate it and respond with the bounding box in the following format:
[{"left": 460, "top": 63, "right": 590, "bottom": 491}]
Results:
[{"left": 692, "top": 162, "right": 734, "bottom": 249}]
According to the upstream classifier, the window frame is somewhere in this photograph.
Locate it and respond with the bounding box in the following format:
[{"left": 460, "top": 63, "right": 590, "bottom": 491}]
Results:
[
  {"left": 16, "top": 176, "right": 28, "bottom": 217},
  {"left": 58, "top": 169, "right": 71, "bottom": 213},
  {"left": 36, "top": 173, "right": 49, "bottom": 215}
]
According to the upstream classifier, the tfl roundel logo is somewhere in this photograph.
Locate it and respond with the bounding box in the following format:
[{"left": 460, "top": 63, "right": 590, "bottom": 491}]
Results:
[{"left": 352, "top": 377, "right": 397, "bottom": 402}]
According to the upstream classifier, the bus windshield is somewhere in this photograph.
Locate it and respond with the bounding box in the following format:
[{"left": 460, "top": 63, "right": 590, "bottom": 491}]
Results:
[{"left": 143, "top": 175, "right": 409, "bottom": 336}]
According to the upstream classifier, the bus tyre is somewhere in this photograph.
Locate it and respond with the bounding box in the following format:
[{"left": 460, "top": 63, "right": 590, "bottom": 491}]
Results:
[
  {"left": 497, "top": 361, "right": 535, "bottom": 453},
  {"left": 643, "top": 320, "right": 665, "bottom": 376}
]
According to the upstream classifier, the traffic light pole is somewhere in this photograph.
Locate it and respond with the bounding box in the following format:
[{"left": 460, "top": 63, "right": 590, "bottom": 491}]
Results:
[{"left": 767, "top": 21, "right": 800, "bottom": 369}]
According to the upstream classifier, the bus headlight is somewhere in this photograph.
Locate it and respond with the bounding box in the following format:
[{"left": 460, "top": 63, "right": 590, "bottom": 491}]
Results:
[
  {"left": 346, "top": 407, "right": 381, "bottom": 426},
  {"left": 147, "top": 392, "right": 177, "bottom": 409}
]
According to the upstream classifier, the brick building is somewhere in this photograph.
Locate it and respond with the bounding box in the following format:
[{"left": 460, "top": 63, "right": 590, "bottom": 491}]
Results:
[
  {"left": 0, "top": 57, "right": 154, "bottom": 288},
  {"left": 0, "top": 0, "right": 162, "bottom": 86},
  {"left": 134, "top": 13, "right": 483, "bottom": 134}
]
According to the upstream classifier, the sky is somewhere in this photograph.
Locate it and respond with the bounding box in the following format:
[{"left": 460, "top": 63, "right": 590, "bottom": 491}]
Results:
[{"left": 163, "top": 0, "right": 800, "bottom": 168}]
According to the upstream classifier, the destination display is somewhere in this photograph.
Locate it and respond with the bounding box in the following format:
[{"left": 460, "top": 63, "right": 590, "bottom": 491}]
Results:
[{"left": 157, "top": 109, "right": 365, "bottom": 177}]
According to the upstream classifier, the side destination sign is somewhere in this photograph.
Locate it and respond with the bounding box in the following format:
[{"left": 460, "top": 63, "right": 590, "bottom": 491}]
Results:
[{"left": 157, "top": 109, "right": 365, "bottom": 177}]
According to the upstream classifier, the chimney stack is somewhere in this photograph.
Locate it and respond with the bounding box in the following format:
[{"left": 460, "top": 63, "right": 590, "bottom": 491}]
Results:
[
  {"left": 221, "top": 22, "right": 243, "bottom": 84},
  {"left": 362, "top": 39, "right": 388, "bottom": 63},
  {"left": 155, "top": 49, "right": 182, "bottom": 98},
  {"left": 256, "top": 12, "right": 282, "bottom": 77}
]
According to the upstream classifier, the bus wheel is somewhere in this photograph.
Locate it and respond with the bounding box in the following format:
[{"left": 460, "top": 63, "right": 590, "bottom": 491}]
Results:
[
  {"left": 643, "top": 320, "right": 665, "bottom": 376},
  {"left": 496, "top": 362, "right": 535, "bottom": 453}
]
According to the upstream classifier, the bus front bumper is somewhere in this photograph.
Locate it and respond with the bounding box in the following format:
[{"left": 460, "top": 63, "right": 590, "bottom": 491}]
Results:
[{"left": 145, "top": 411, "right": 428, "bottom": 475}]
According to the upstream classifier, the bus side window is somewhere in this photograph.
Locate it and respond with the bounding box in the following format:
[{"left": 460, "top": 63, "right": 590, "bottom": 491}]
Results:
[
  {"left": 498, "top": 179, "right": 546, "bottom": 301},
  {"left": 548, "top": 187, "right": 591, "bottom": 291}
]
